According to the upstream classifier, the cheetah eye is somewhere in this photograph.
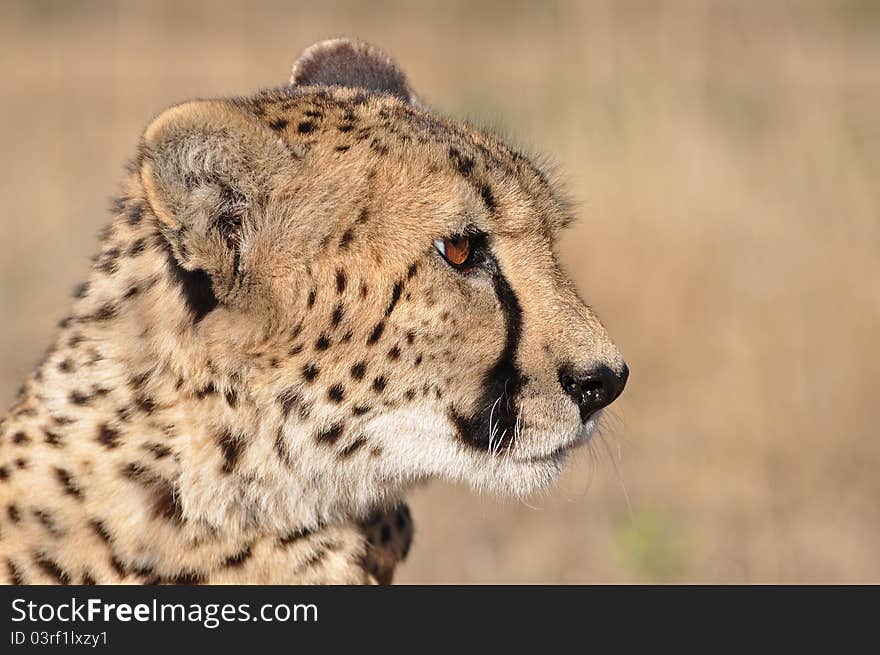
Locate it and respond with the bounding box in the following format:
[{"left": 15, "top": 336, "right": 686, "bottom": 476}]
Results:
[{"left": 434, "top": 236, "right": 476, "bottom": 270}]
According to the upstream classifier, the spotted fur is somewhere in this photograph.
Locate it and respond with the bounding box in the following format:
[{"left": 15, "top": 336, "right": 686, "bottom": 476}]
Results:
[{"left": 0, "top": 38, "right": 625, "bottom": 585}]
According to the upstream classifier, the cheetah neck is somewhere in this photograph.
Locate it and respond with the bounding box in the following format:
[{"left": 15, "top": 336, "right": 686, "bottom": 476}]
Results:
[{"left": 4, "top": 183, "right": 393, "bottom": 547}]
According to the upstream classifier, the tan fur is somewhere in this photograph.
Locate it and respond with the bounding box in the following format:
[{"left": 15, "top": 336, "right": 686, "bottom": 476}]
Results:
[{"left": 0, "top": 39, "right": 624, "bottom": 585}]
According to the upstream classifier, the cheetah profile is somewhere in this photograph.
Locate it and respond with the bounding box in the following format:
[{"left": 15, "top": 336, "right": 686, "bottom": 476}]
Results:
[{"left": 0, "top": 39, "right": 627, "bottom": 585}]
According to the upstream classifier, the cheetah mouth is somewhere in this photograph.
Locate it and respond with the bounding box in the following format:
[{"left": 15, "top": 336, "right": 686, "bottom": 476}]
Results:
[
  {"left": 512, "top": 413, "right": 601, "bottom": 465},
  {"left": 514, "top": 441, "right": 575, "bottom": 465}
]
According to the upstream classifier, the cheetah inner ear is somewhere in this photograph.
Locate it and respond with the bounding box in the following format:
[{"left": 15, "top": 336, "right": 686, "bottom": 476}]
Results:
[
  {"left": 140, "top": 100, "right": 293, "bottom": 297},
  {"left": 290, "top": 38, "right": 417, "bottom": 104}
]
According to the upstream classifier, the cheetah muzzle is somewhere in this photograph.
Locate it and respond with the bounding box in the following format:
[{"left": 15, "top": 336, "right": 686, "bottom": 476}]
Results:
[{"left": 0, "top": 37, "right": 627, "bottom": 585}]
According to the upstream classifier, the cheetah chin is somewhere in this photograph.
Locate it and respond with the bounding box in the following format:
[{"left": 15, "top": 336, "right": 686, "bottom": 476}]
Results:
[{"left": 0, "top": 38, "right": 627, "bottom": 584}]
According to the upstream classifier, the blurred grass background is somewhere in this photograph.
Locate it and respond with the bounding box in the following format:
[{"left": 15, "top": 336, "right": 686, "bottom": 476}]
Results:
[{"left": 1, "top": 0, "right": 878, "bottom": 583}]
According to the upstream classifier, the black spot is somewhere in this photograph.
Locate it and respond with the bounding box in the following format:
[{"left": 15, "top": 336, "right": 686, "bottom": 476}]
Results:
[
  {"left": 152, "top": 481, "right": 185, "bottom": 524},
  {"left": 449, "top": 146, "right": 475, "bottom": 176},
  {"left": 195, "top": 382, "right": 217, "bottom": 398},
  {"left": 7, "top": 504, "right": 21, "bottom": 523},
  {"left": 6, "top": 559, "right": 25, "bottom": 585},
  {"left": 335, "top": 269, "right": 347, "bottom": 294},
  {"left": 54, "top": 467, "right": 84, "bottom": 500},
  {"left": 224, "top": 545, "right": 253, "bottom": 568},
  {"left": 134, "top": 394, "right": 156, "bottom": 414},
  {"left": 127, "top": 203, "right": 143, "bottom": 225},
  {"left": 480, "top": 184, "right": 497, "bottom": 212},
  {"left": 350, "top": 362, "right": 367, "bottom": 381},
  {"left": 315, "top": 422, "right": 344, "bottom": 445},
  {"left": 297, "top": 121, "right": 315, "bottom": 134},
  {"left": 367, "top": 322, "right": 385, "bottom": 345},
  {"left": 280, "top": 526, "right": 317, "bottom": 546},
  {"left": 73, "top": 282, "right": 89, "bottom": 298},
  {"left": 34, "top": 554, "right": 71, "bottom": 584},
  {"left": 372, "top": 376, "right": 387, "bottom": 394},
  {"left": 339, "top": 228, "right": 355, "bottom": 249},
  {"left": 128, "top": 238, "right": 148, "bottom": 257},
  {"left": 339, "top": 435, "right": 367, "bottom": 458},
  {"left": 387, "top": 346, "right": 401, "bottom": 360},
  {"left": 91, "top": 303, "right": 118, "bottom": 321},
  {"left": 356, "top": 207, "right": 370, "bottom": 224},
  {"left": 144, "top": 442, "right": 172, "bottom": 460},
  {"left": 43, "top": 429, "right": 63, "bottom": 447},
  {"left": 109, "top": 556, "right": 127, "bottom": 577},
  {"left": 331, "top": 304, "right": 345, "bottom": 326},
  {"left": 224, "top": 388, "right": 238, "bottom": 408},
  {"left": 406, "top": 331, "right": 416, "bottom": 345},
  {"left": 414, "top": 354, "right": 423, "bottom": 367},
  {"left": 274, "top": 428, "right": 291, "bottom": 466},
  {"left": 406, "top": 262, "right": 419, "bottom": 280},
  {"left": 269, "top": 118, "right": 288, "bottom": 131},
  {"left": 338, "top": 123, "right": 355, "bottom": 133},
  {"left": 327, "top": 384, "right": 346, "bottom": 403},
  {"left": 12, "top": 431, "right": 30, "bottom": 445},
  {"left": 302, "top": 363, "right": 320, "bottom": 382},
  {"left": 97, "top": 424, "right": 120, "bottom": 449},
  {"left": 218, "top": 429, "right": 244, "bottom": 474},
  {"left": 89, "top": 519, "right": 113, "bottom": 545},
  {"left": 335, "top": 145, "right": 351, "bottom": 153},
  {"left": 121, "top": 462, "right": 152, "bottom": 481},
  {"left": 162, "top": 241, "right": 218, "bottom": 323},
  {"left": 289, "top": 343, "right": 304, "bottom": 356},
  {"left": 0, "top": 466, "right": 8, "bottom": 481},
  {"left": 307, "top": 288, "right": 316, "bottom": 308},
  {"left": 33, "top": 509, "right": 63, "bottom": 537},
  {"left": 385, "top": 280, "right": 404, "bottom": 317},
  {"left": 360, "top": 283, "right": 369, "bottom": 298},
  {"left": 352, "top": 405, "right": 370, "bottom": 417},
  {"left": 276, "top": 390, "right": 301, "bottom": 423}
]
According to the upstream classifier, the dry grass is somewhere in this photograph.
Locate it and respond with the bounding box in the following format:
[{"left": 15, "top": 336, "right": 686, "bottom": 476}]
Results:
[{"left": 1, "top": 0, "right": 878, "bottom": 582}]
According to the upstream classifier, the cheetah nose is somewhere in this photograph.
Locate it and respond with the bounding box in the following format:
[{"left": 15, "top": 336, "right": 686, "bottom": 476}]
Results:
[{"left": 558, "top": 363, "right": 628, "bottom": 423}]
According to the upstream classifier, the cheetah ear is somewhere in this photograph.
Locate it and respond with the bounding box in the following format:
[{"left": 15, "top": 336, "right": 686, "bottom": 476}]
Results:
[
  {"left": 140, "top": 100, "right": 294, "bottom": 300},
  {"left": 290, "top": 38, "right": 418, "bottom": 105}
]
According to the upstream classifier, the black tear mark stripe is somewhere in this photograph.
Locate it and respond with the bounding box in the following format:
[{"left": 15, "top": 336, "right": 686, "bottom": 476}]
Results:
[
  {"left": 162, "top": 241, "right": 218, "bottom": 323},
  {"left": 450, "top": 256, "right": 525, "bottom": 451}
]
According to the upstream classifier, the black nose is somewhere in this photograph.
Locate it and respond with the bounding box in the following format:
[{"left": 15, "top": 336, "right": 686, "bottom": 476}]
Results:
[{"left": 558, "top": 363, "right": 629, "bottom": 423}]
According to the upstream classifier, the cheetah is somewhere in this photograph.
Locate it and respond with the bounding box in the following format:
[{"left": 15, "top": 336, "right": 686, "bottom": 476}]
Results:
[{"left": 0, "top": 38, "right": 627, "bottom": 585}]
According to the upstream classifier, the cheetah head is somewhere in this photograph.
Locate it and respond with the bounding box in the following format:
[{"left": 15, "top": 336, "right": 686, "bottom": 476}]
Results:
[{"left": 138, "top": 39, "right": 627, "bottom": 526}]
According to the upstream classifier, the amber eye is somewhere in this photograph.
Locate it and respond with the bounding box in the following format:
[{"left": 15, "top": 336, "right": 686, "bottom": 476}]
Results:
[{"left": 434, "top": 236, "right": 474, "bottom": 269}]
